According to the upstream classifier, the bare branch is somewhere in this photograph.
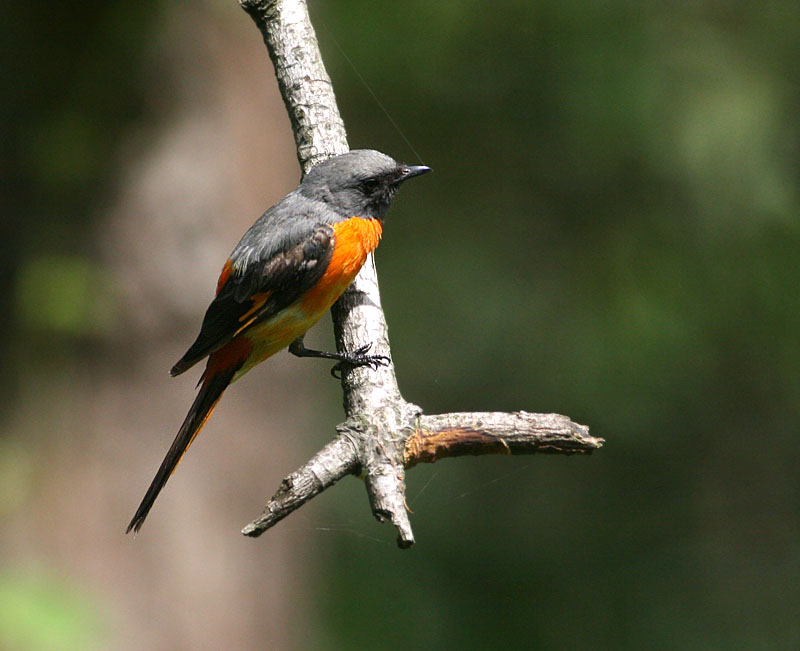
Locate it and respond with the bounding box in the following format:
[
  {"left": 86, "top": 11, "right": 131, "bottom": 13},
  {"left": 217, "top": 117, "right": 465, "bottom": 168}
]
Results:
[
  {"left": 240, "top": 0, "right": 348, "bottom": 171},
  {"left": 239, "top": 0, "right": 602, "bottom": 547},
  {"left": 241, "top": 434, "right": 359, "bottom": 536},
  {"left": 407, "top": 412, "right": 603, "bottom": 467},
  {"left": 242, "top": 411, "right": 601, "bottom": 539}
]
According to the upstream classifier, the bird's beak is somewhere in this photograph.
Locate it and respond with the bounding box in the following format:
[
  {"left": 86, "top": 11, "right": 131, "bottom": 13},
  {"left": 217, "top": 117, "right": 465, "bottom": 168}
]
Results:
[{"left": 399, "top": 165, "right": 432, "bottom": 182}]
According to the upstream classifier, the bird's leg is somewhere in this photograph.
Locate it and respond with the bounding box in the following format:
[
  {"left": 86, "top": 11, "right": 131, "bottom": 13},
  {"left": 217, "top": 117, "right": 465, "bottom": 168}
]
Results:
[{"left": 289, "top": 336, "right": 390, "bottom": 378}]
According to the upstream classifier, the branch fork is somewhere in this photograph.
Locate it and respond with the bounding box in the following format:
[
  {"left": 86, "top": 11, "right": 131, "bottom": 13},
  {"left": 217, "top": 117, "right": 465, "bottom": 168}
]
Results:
[{"left": 239, "top": 0, "right": 603, "bottom": 547}]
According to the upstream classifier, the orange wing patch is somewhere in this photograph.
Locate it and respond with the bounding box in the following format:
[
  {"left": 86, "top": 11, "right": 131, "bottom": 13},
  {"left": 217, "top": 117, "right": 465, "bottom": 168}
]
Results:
[
  {"left": 301, "top": 217, "right": 383, "bottom": 314},
  {"left": 234, "top": 291, "right": 273, "bottom": 335},
  {"left": 238, "top": 292, "right": 273, "bottom": 323},
  {"left": 216, "top": 259, "right": 234, "bottom": 295}
]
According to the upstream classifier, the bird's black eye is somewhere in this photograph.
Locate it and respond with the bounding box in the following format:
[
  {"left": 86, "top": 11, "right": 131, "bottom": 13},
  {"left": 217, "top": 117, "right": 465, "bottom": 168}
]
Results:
[{"left": 361, "top": 178, "right": 380, "bottom": 193}]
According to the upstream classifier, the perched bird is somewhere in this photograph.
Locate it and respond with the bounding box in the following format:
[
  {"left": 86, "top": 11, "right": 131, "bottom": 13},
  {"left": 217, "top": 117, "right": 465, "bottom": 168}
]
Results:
[{"left": 127, "top": 149, "right": 430, "bottom": 534}]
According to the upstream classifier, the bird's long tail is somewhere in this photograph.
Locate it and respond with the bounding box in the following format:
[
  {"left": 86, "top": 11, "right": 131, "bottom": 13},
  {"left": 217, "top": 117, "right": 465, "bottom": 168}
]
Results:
[{"left": 126, "top": 355, "right": 244, "bottom": 535}]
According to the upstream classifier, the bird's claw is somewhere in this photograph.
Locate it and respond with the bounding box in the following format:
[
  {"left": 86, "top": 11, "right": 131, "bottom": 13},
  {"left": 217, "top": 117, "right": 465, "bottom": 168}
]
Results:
[{"left": 330, "top": 343, "right": 391, "bottom": 379}]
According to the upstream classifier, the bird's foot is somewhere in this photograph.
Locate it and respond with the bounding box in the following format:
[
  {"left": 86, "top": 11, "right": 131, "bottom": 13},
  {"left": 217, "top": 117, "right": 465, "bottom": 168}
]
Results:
[{"left": 330, "top": 343, "right": 390, "bottom": 379}]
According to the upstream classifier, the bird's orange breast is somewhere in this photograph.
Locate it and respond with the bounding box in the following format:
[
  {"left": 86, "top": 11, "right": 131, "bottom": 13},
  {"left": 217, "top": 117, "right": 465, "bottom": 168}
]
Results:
[
  {"left": 228, "top": 217, "right": 382, "bottom": 378},
  {"left": 300, "top": 217, "right": 382, "bottom": 314}
]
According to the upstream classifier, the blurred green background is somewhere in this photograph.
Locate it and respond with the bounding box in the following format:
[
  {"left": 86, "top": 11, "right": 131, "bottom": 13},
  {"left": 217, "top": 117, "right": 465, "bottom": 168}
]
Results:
[{"left": 2, "top": 0, "right": 798, "bottom": 649}]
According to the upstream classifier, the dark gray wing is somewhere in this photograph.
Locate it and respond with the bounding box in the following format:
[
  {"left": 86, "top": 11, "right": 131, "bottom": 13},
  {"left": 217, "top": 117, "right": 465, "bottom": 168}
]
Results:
[{"left": 170, "top": 220, "right": 334, "bottom": 376}]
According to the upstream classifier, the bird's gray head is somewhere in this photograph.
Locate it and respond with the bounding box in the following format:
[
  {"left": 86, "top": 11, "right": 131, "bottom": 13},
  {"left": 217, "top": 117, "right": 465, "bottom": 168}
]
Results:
[{"left": 299, "top": 149, "right": 431, "bottom": 220}]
